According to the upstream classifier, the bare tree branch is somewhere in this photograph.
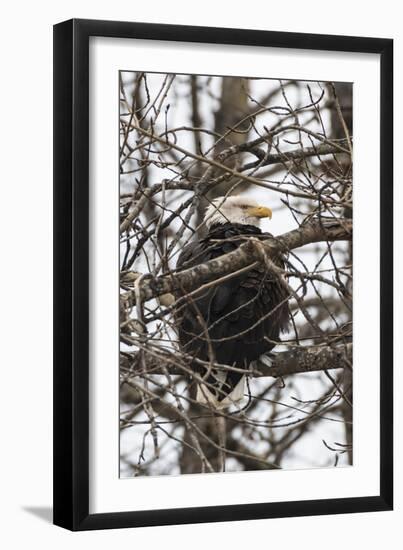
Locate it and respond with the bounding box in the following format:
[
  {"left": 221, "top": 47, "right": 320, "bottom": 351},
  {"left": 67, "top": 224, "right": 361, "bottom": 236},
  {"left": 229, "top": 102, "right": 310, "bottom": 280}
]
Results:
[
  {"left": 119, "top": 73, "right": 354, "bottom": 476},
  {"left": 121, "top": 343, "right": 352, "bottom": 379},
  {"left": 123, "top": 218, "right": 352, "bottom": 305}
]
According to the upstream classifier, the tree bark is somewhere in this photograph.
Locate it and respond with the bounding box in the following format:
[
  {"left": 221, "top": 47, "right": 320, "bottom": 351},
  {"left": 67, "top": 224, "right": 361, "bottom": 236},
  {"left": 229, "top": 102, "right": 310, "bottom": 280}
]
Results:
[{"left": 123, "top": 218, "right": 352, "bottom": 307}]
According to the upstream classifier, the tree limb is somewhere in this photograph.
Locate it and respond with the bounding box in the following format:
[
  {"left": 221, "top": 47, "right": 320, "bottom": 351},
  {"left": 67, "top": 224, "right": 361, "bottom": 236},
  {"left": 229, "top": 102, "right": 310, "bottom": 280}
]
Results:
[
  {"left": 120, "top": 343, "right": 352, "bottom": 379},
  {"left": 123, "top": 218, "right": 352, "bottom": 306},
  {"left": 254, "top": 343, "right": 352, "bottom": 377},
  {"left": 242, "top": 139, "right": 351, "bottom": 171}
]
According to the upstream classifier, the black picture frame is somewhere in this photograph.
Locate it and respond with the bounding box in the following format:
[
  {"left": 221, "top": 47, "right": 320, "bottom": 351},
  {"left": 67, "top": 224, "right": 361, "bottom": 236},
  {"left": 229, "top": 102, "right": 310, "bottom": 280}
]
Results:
[{"left": 53, "top": 18, "right": 393, "bottom": 531}]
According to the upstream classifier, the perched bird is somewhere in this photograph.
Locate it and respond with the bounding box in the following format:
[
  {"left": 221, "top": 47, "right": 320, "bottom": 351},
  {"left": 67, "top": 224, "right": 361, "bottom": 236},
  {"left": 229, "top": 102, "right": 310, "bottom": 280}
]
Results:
[{"left": 175, "top": 195, "right": 290, "bottom": 409}]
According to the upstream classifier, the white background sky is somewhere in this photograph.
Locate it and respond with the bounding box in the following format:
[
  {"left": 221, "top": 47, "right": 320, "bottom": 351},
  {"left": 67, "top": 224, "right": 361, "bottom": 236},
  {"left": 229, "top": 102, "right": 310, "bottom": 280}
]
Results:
[{"left": 0, "top": 1, "right": 401, "bottom": 548}]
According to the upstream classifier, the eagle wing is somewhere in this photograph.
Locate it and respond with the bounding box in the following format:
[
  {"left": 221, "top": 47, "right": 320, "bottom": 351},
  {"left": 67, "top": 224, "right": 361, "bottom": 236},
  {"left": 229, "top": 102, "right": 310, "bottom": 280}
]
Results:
[{"left": 174, "top": 224, "right": 289, "bottom": 403}]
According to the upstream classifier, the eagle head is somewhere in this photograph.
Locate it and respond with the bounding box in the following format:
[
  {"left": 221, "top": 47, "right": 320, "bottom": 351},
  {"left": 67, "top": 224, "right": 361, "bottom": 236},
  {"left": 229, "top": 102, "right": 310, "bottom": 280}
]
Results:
[{"left": 204, "top": 195, "right": 272, "bottom": 228}]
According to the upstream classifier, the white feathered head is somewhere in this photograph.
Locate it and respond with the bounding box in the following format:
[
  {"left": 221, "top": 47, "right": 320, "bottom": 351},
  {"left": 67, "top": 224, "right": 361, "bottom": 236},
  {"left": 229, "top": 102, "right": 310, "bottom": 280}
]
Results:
[{"left": 204, "top": 195, "right": 272, "bottom": 228}]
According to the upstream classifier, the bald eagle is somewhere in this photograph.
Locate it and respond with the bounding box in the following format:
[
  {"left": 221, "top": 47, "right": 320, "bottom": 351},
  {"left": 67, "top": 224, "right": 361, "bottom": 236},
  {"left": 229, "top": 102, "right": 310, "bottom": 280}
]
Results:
[{"left": 175, "top": 195, "right": 289, "bottom": 409}]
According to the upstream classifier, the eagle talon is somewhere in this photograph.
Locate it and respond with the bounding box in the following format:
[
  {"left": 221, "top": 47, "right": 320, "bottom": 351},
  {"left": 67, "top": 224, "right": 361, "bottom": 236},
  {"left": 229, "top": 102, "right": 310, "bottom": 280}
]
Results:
[{"left": 258, "top": 353, "right": 276, "bottom": 368}]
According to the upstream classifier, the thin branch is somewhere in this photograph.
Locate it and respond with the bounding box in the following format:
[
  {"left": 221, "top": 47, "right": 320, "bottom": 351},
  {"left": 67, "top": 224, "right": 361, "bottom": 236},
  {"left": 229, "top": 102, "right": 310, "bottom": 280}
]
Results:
[
  {"left": 123, "top": 218, "right": 352, "bottom": 305},
  {"left": 121, "top": 343, "right": 352, "bottom": 378}
]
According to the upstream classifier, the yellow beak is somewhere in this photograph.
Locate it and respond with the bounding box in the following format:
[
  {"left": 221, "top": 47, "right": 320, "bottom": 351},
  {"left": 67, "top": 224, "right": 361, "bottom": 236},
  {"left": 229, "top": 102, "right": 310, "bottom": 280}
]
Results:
[{"left": 247, "top": 205, "right": 272, "bottom": 219}]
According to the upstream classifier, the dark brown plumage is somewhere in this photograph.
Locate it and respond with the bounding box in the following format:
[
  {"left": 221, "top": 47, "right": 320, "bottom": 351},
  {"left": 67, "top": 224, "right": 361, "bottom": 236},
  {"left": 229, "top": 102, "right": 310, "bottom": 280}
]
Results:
[{"left": 175, "top": 222, "right": 289, "bottom": 407}]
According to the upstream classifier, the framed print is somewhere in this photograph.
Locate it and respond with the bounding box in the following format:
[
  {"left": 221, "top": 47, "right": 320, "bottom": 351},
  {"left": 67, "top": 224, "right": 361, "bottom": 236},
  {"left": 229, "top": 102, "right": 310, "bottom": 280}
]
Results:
[{"left": 53, "top": 19, "right": 393, "bottom": 530}]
